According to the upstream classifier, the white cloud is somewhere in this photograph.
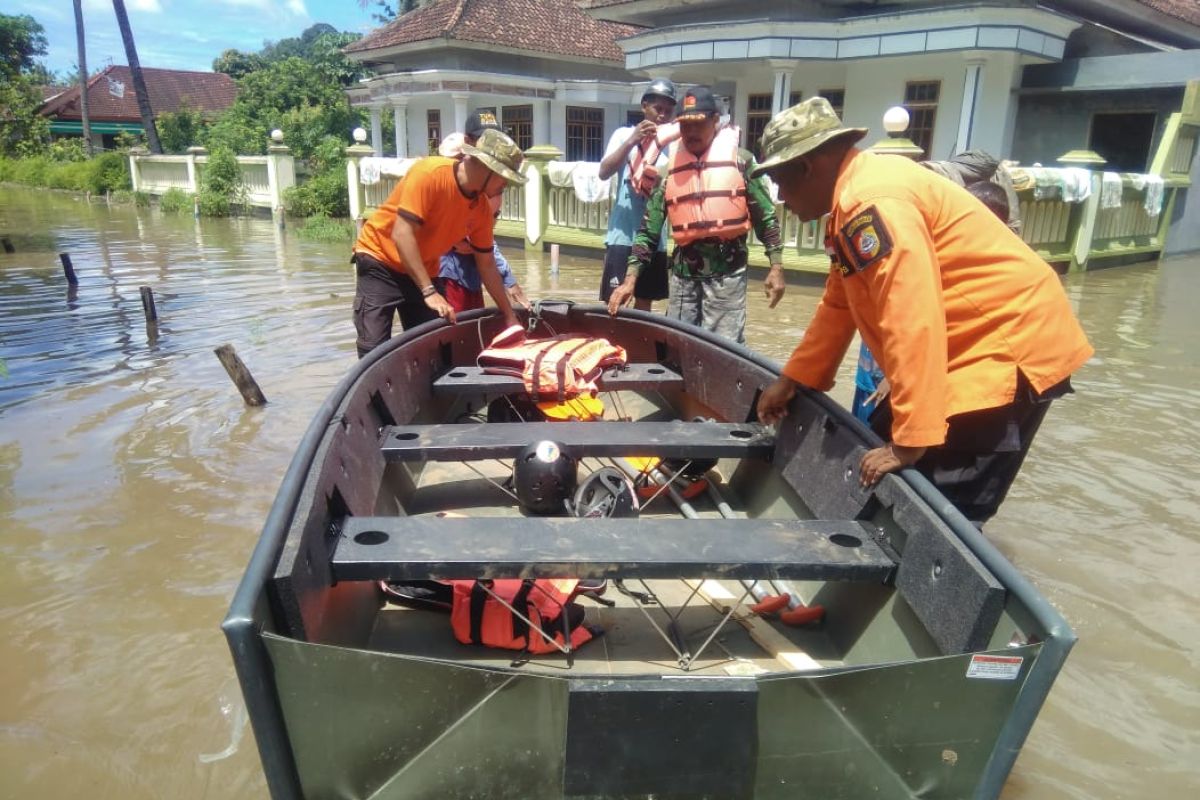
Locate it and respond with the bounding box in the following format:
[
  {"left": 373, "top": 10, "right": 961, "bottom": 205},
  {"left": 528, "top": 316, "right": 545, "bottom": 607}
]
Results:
[
  {"left": 84, "top": 0, "right": 162, "bottom": 12},
  {"left": 211, "top": 0, "right": 309, "bottom": 14},
  {"left": 130, "top": 0, "right": 164, "bottom": 12}
]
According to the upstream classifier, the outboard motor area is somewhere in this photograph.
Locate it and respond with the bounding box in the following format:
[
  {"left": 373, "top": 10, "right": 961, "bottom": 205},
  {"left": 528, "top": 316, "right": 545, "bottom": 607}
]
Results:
[{"left": 564, "top": 677, "right": 759, "bottom": 798}]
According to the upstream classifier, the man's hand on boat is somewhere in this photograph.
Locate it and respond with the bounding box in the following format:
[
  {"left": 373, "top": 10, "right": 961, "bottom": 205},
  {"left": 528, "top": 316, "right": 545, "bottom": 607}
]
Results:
[
  {"left": 757, "top": 375, "right": 797, "bottom": 426},
  {"left": 506, "top": 283, "right": 531, "bottom": 310},
  {"left": 424, "top": 289, "right": 457, "bottom": 323},
  {"left": 764, "top": 263, "right": 786, "bottom": 308},
  {"left": 859, "top": 443, "right": 926, "bottom": 487},
  {"left": 607, "top": 274, "right": 637, "bottom": 315}
]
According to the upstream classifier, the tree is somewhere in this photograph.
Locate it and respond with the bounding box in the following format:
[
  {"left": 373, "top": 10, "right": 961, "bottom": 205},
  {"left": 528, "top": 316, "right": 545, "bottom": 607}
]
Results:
[
  {"left": 0, "top": 13, "right": 51, "bottom": 157},
  {"left": 0, "top": 13, "right": 47, "bottom": 79},
  {"left": 73, "top": 0, "right": 92, "bottom": 156},
  {"left": 111, "top": 0, "right": 161, "bottom": 153}
]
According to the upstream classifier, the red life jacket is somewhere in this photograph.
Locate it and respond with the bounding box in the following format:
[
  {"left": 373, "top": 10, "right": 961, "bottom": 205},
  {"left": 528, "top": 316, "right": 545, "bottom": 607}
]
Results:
[
  {"left": 663, "top": 127, "right": 750, "bottom": 245},
  {"left": 450, "top": 578, "right": 595, "bottom": 654},
  {"left": 628, "top": 122, "right": 681, "bottom": 198},
  {"left": 477, "top": 335, "right": 627, "bottom": 402}
]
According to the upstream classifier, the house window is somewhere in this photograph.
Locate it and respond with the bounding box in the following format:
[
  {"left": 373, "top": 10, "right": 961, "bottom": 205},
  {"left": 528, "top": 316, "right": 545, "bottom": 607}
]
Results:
[
  {"left": 903, "top": 81, "right": 940, "bottom": 156},
  {"left": 819, "top": 89, "right": 845, "bottom": 119},
  {"left": 1089, "top": 112, "right": 1156, "bottom": 172},
  {"left": 503, "top": 105, "right": 533, "bottom": 150},
  {"left": 427, "top": 109, "right": 441, "bottom": 154},
  {"left": 789, "top": 91, "right": 802, "bottom": 107},
  {"left": 746, "top": 93, "right": 773, "bottom": 155},
  {"left": 627, "top": 110, "right": 643, "bottom": 127},
  {"left": 566, "top": 106, "right": 604, "bottom": 161}
]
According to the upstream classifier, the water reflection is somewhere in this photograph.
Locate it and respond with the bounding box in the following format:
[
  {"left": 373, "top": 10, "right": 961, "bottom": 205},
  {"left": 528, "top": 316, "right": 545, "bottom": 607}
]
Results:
[{"left": 1, "top": 185, "right": 1197, "bottom": 799}]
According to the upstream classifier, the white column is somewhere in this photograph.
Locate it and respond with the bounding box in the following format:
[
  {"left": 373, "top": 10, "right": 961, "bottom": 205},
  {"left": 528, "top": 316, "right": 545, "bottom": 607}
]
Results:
[
  {"left": 392, "top": 101, "right": 408, "bottom": 158},
  {"left": 768, "top": 60, "right": 797, "bottom": 116},
  {"left": 534, "top": 98, "right": 551, "bottom": 147},
  {"left": 452, "top": 94, "right": 469, "bottom": 137},
  {"left": 955, "top": 60, "right": 984, "bottom": 155},
  {"left": 369, "top": 107, "right": 383, "bottom": 156},
  {"left": 732, "top": 78, "right": 749, "bottom": 145}
]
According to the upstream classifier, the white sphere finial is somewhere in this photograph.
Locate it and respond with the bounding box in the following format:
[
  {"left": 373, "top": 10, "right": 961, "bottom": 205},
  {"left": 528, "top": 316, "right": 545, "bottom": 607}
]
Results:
[
  {"left": 352, "top": 127, "right": 367, "bottom": 143},
  {"left": 270, "top": 129, "right": 284, "bottom": 143},
  {"left": 883, "top": 106, "right": 910, "bottom": 134}
]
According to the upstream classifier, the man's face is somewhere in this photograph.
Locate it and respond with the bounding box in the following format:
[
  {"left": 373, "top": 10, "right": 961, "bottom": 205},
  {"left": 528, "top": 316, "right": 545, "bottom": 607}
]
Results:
[
  {"left": 680, "top": 114, "right": 718, "bottom": 156},
  {"left": 484, "top": 173, "right": 508, "bottom": 198},
  {"left": 769, "top": 158, "right": 822, "bottom": 221},
  {"left": 642, "top": 96, "right": 675, "bottom": 124}
]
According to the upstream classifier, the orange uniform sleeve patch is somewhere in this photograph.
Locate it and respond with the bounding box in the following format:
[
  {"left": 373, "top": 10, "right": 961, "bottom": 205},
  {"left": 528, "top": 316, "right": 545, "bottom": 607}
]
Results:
[{"left": 839, "top": 205, "right": 893, "bottom": 273}]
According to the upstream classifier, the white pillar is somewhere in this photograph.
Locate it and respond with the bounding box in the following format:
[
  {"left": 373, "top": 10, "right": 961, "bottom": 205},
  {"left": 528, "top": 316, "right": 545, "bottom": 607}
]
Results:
[
  {"left": 768, "top": 60, "right": 796, "bottom": 116},
  {"left": 955, "top": 60, "right": 984, "bottom": 155},
  {"left": 370, "top": 107, "right": 383, "bottom": 156},
  {"left": 392, "top": 102, "right": 408, "bottom": 158},
  {"left": 452, "top": 94, "right": 469, "bottom": 137},
  {"left": 534, "top": 99, "right": 551, "bottom": 147}
]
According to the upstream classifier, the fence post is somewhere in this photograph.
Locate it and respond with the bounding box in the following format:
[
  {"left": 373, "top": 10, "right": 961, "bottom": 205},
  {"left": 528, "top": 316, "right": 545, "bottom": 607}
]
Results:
[
  {"left": 128, "top": 145, "right": 148, "bottom": 192},
  {"left": 266, "top": 131, "right": 295, "bottom": 224},
  {"left": 345, "top": 132, "right": 374, "bottom": 224},
  {"left": 186, "top": 145, "right": 207, "bottom": 194},
  {"left": 521, "top": 144, "right": 561, "bottom": 252}
]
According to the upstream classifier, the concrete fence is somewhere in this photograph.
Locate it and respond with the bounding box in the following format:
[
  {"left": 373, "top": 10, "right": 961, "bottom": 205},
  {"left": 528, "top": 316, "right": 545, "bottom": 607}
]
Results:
[{"left": 128, "top": 144, "right": 296, "bottom": 211}]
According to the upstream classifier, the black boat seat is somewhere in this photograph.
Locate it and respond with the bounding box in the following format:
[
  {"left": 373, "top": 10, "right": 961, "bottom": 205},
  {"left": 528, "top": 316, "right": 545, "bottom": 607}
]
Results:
[
  {"left": 331, "top": 516, "right": 895, "bottom": 583},
  {"left": 431, "top": 363, "right": 684, "bottom": 396},
  {"left": 380, "top": 420, "right": 774, "bottom": 462}
]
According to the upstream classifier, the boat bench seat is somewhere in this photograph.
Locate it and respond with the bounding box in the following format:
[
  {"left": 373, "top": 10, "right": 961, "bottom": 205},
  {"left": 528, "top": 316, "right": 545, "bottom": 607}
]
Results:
[
  {"left": 431, "top": 363, "right": 684, "bottom": 396},
  {"left": 331, "top": 517, "right": 895, "bottom": 583},
  {"left": 380, "top": 420, "right": 774, "bottom": 461}
]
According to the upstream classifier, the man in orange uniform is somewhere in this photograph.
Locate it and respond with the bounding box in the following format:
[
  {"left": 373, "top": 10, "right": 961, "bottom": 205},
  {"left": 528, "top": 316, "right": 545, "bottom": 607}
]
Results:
[
  {"left": 754, "top": 98, "right": 1093, "bottom": 524},
  {"left": 351, "top": 128, "right": 526, "bottom": 357}
]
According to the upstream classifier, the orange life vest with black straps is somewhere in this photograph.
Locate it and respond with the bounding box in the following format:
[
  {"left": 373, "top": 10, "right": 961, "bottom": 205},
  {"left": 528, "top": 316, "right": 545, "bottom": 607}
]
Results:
[
  {"left": 628, "top": 122, "right": 681, "bottom": 198},
  {"left": 450, "top": 578, "right": 595, "bottom": 654},
  {"left": 477, "top": 335, "right": 627, "bottom": 402},
  {"left": 664, "top": 127, "right": 750, "bottom": 245}
]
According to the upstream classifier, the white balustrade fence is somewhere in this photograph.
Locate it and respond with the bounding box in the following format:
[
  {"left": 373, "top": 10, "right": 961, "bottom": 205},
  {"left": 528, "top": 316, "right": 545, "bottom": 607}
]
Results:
[{"left": 129, "top": 147, "right": 295, "bottom": 210}]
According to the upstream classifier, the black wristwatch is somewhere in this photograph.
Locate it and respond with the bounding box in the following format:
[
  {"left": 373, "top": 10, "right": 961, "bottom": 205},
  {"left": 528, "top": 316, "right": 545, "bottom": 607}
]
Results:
[{"left": 421, "top": 284, "right": 437, "bottom": 298}]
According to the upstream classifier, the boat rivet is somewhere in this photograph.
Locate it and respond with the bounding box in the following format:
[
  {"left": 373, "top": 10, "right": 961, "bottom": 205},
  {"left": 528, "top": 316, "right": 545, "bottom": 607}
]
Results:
[
  {"left": 932, "top": 560, "right": 943, "bottom": 578},
  {"left": 736, "top": 379, "right": 743, "bottom": 391}
]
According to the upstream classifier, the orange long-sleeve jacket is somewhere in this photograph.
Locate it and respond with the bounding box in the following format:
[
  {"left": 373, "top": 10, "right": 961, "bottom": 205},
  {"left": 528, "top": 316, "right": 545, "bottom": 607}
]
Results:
[{"left": 783, "top": 149, "right": 1094, "bottom": 448}]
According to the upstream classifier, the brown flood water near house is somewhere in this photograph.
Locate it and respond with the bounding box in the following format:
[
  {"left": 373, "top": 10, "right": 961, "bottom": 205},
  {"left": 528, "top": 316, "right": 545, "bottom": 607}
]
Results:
[{"left": 0, "top": 185, "right": 1197, "bottom": 799}]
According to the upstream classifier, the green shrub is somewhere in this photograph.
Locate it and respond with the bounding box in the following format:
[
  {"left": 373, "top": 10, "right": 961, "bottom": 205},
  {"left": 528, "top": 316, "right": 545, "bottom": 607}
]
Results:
[
  {"left": 197, "top": 188, "right": 231, "bottom": 217},
  {"left": 12, "top": 156, "right": 51, "bottom": 185},
  {"left": 295, "top": 213, "right": 354, "bottom": 242},
  {"left": 46, "top": 160, "right": 90, "bottom": 191},
  {"left": 283, "top": 166, "right": 348, "bottom": 218},
  {"left": 87, "top": 151, "right": 131, "bottom": 194},
  {"left": 196, "top": 147, "right": 245, "bottom": 216},
  {"left": 47, "top": 138, "right": 88, "bottom": 163},
  {"left": 0, "top": 157, "right": 16, "bottom": 182},
  {"left": 158, "top": 187, "right": 193, "bottom": 214}
]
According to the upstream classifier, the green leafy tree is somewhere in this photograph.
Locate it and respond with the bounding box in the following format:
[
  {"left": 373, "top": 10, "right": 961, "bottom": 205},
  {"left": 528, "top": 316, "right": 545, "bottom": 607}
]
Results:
[
  {"left": 156, "top": 101, "right": 208, "bottom": 153},
  {"left": 211, "top": 48, "right": 266, "bottom": 80},
  {"left": 0, "top": 13, "right": 51, "bottom": 157},
  {"left": 0, "top": 13, "right": 47, "bottom": 79}
]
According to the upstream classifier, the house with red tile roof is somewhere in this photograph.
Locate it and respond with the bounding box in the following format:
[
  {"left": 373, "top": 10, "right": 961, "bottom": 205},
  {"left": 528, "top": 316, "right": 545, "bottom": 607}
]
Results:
[
  {"left": 39, "top": 65, "right": 237, "bottom": 151},
  {"left": 346, "top": 0, "right": 1198, "bottom": 174}
]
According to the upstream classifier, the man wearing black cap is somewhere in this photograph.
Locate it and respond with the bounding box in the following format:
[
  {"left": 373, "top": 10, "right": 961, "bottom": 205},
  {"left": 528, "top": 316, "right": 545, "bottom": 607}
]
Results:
[
  {"left": 597, "top": 78, "right": 677, "bottom": 311},
  {"left": 608, "top": 86, "right": 785, "bottom": 344}
]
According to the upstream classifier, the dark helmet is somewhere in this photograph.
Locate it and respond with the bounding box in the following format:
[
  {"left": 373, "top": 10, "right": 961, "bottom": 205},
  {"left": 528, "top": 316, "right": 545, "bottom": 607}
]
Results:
[
  {"left": 513, "top": 440, "right": 577, "bottom": 516},
  {"left": 642, "top": 78, "right": 677, "bottom": 104},
  {"left": 570, "top": 467, "right": 640, "bottom": 519}
]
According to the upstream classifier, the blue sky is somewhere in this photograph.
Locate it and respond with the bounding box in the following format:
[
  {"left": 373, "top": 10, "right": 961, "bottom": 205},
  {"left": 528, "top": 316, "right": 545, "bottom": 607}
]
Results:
[{"left": 13, "top": 0, "right": 384, "bottom": 77}]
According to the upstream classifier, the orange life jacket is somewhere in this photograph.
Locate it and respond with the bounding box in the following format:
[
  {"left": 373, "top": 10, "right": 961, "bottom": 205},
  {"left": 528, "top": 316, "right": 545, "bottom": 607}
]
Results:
[
  {"left": 664, "top": 127, "right": 750, "bottom": 245},
  {"left": 450, "top": 578, "right": 595, "bottom": 654},
  {"left": 628, "top": 122, "right": 681, "bottom": 198},
  {"left": 477, "top": 335, "right": 627, "bottom": 401}
]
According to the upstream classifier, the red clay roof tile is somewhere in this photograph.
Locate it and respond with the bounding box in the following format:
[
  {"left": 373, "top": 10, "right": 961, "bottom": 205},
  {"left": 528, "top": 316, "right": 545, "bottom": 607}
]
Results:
[{"left": 40, "top": 65, "right": 237, "bottom": 122}]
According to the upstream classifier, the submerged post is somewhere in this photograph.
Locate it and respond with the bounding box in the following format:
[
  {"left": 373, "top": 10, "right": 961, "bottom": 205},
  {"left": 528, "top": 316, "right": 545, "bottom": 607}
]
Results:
[
  {"left": 59, "top": 253, "right": 79, "bottom": 286},
  {"left": 139, "top": 286, "right": 158, "bottom": 323},
  {"left": 1, "top": 236, "right": 14, "bottom": 253},
  {"left": 214, "top": 344, "right": 267, "bottom": 406}
]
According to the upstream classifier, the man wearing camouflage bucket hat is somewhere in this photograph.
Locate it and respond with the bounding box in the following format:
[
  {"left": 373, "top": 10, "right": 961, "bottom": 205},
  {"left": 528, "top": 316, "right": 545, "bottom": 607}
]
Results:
[
  {"left": 351, "top": 127, "right": 526, "bottom": 357},
  {"left": 753, "top": 97, "right": 1093, "bottom": 526}
]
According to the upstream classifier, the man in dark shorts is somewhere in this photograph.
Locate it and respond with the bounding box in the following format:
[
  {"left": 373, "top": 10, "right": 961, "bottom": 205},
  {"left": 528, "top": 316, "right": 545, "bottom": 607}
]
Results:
[{"left": 596, "top": 78, "right": 677, "bottom": 310}]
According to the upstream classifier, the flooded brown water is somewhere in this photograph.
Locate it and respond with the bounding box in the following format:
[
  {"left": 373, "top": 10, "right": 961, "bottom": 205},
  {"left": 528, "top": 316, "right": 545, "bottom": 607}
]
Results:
[{"left": 1, "top": 185, "right": 1197, "bottom": 799}]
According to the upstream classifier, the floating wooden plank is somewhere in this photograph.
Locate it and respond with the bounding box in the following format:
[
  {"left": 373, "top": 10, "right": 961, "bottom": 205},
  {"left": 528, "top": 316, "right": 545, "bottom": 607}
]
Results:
[
  {"left": 381, "top": 420, "right": 774, "bottom": 462},
  {"left": 431, "top": 362, "right": 684, "bottom": 397},
  {"left": 331, "top": 516, "right": 894, "bottom": 584}
]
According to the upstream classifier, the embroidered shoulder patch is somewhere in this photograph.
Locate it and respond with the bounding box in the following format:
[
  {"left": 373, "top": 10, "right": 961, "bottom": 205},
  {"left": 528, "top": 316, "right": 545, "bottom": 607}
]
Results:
[{"left": 839, "top": 205, "right": 893, "bottom": 273}]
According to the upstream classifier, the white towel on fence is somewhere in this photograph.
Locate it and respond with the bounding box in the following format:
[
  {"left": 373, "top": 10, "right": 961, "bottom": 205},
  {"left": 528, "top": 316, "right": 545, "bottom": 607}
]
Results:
[
  {"left": 570, "top": 162, "right": 612, "bottom": 203},
  {"left": 1059, "top": 168, "right": 1092, "bottom": 203},
  {"left": 1143, "top": 174, "right": 1165, "bottom": 217},
  {"left": 545, "top": 161, "right": 577, "bottom": 188},
  {"left": 358, "top": 157, "right": 417, "bottom": 185},
  {"left": 1100, "top": 172, "right": 1123, "bottom": 209}
]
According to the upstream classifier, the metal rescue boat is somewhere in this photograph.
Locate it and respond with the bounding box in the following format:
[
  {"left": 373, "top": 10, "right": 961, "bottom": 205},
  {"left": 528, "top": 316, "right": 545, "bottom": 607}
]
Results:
[{"left": 223, "top": 302, "right": 1074, "bottom": 800}]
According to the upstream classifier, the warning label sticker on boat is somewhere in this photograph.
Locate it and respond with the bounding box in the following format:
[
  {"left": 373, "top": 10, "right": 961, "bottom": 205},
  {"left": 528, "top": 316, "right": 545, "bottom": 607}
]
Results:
[{"left": 966, "top": 654, "right": 1024, "bottom": 680}]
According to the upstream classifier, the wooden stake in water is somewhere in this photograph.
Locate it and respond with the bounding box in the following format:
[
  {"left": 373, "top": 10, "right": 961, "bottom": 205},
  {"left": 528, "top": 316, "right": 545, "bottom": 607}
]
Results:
[
  {"left": 214, "top": 344, "right": 267, "bottom": 406},
  {"left": 1, "top": 236, "right": 14, "bottom": 253},
  {"left": 60, "top": 253, "right": 79, "bottom": 286},
  {"left": 550, "top": 243, "right": 560, "bottom": 274},
  {"left": 139, "top": 286, "right": 158, "bottom": 323}
]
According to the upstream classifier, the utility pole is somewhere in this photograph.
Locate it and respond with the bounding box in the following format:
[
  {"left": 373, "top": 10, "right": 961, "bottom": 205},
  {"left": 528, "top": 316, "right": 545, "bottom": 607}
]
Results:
[
  {"left": 111, "top": 0, "right": 161, "bottom": 154},
  {"left": 73, "top": 0, "right": 93, "bottom": 156}
]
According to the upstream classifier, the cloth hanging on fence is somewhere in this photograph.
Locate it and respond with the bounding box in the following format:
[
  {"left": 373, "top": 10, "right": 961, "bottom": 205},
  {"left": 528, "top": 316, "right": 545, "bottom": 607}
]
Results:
[
  {"left": 1142, "top": 174, "right": 1165, "bottom": 217},
  {"left": 358, "top": 157, "right": 418, "bottom": 185},
  {"left": 545, "top": 161, "right": 577, "bottom": 188},
  {"left": 544, "top": 161, "right": 612, "bottom": 203},
  {"left": 1059, "top": 168, "right": 1093, "bottom": 203},
  {"left": 1100, "top": 172, "right": 1124, "bottom": 210},
  {"left": 1029, "top": 167, "right": 1063, "bottom": 201}
]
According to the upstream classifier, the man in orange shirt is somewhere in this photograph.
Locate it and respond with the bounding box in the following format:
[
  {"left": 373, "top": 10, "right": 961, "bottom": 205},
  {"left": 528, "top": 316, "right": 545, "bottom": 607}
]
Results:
[
  {"left": 753, "top": 98, "right": 1093, "bottom": 524},
  {"left": 352, "top": 128, "right": 526, "bottom": 357}
]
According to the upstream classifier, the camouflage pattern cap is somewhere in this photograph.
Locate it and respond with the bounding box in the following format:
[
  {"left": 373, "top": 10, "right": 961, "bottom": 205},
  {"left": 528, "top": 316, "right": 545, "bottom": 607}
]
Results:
[
  {"left": 460, "top": 128, "right": 527, "bottom": 184},
  {"left": 751, "top": 97, "right": 868, "bottom": 178}
]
